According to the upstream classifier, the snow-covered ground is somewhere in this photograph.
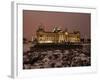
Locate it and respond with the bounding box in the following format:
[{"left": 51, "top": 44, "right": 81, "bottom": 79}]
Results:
[{"left": 23, "top": 43, "right": 91, "bottom": 69}]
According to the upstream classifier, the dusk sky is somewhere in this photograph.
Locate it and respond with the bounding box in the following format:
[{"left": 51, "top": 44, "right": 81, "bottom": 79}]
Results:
[{"left": 23, "top": 10, "right": 91, "bottom": 40}]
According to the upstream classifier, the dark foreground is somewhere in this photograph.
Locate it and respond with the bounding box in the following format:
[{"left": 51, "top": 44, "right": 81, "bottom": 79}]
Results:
[{"left": 23, "top": 43, "right": 91, "bottom": 69}]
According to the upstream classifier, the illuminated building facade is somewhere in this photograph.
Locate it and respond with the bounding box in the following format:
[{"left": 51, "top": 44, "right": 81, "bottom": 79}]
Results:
[{"left": 35, "top": 26, "right": 80, "bottom": 44}]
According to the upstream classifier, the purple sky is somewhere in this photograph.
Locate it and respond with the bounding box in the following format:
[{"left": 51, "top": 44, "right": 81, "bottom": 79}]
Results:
[{"left": 23, "top": 10, "right": 91, "bottom": 40}]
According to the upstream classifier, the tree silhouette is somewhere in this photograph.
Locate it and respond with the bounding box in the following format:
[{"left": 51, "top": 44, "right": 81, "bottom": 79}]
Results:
[{"left": 23, "top": 38, "right": 27, "bottom": 44}]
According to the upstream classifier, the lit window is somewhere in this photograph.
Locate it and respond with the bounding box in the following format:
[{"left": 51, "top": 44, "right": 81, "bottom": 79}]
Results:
[{"left": 65, "top": 32, "right": 68, "bottom": 35}]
